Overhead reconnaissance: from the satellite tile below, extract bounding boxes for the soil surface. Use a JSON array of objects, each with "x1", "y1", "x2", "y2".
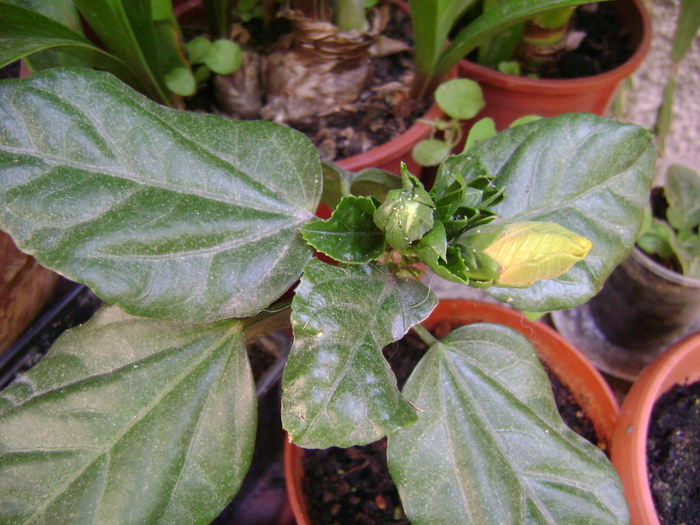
[
  {"x1": 301, "y1": 328, "x2": 601, "y2": 525},
  {"x1": 187, "y1": 1, "x2": 431, "y2": 164},
  {"x1": 520, "y1": 2, "x2": 637, "y2": 79},
  {"x1": 647, "y1": 379, "x2": 700, "y2": 524}
]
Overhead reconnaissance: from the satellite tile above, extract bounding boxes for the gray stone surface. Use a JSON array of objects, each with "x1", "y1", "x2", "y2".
[{"x1": 623, "y1": 0, "x2": 700, "y2": 168}]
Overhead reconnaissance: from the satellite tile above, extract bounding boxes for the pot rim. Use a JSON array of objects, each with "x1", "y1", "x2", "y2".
[
  {"x1": 630, "y1": 246, "x2": 700, "y2": 288},
  {"x1": 457, "y1": 0, "x2": 652, "y2": 95},
  {"x1": 611, "y1": 331, "x2": 700, "y2": 525}
]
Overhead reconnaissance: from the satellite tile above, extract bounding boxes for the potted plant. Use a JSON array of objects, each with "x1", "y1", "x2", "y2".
[
  {"x1": 285, "y1": 298, "x2": 622, "y2": 524},
  {"x1": 455, "y1": 0, "x2": 652, "y2": 130},
  {"x1": 0, "y1": 68, "x2": 655, "y2": 523},
  {"x1": 611, "y1": 330, "x2": 700, "y2": 525},
  {"x1": 0, "y1": 0, "x2": 619, "y2": 173},
  {"x1": 554, "y1": 162, "x2": 700, "y2": 381}
]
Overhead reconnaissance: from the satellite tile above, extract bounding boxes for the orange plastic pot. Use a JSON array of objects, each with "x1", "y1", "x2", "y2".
[
  {"x1": 285, "y1": 299, "x2": 620, "y2": 524},
  {"x1": 0, "y1": 232, "x2": 60, "y2": 353},
  {"x1": 611, "y1": 331, "x2": 700, "y2": 525},
  {"x1": 458, "y1": 0, "x2": 651, "y2": 130}
]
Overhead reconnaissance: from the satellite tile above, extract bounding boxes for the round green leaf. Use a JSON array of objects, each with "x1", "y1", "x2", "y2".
[
  {"x1": 185, "y1": 35, "x2": 212, "y2": 64},
  {"x1": 164, "y1": 66, "x2": 196, "y2": 96},
  {"x1": 434, "y1": 78, "x2": 485, "y2": 120},
  {"x1": 412, "y1": 138, "x2": 453, "y2": 167},
  {"x1": 204, "y1": 39, "x2": 242, "y2": 75}
]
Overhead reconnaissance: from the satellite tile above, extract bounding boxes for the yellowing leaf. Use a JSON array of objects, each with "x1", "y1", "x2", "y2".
[{"x1": 483, "y1": 222, "x2": 592, "y2": 286}]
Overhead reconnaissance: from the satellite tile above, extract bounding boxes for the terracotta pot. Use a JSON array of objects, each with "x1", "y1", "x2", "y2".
[
  {"x1": 458, "y1": 0, "x2": 652, "y2": 130},
  {"x1": 285, "y1": 299, "x2": 620, "y2": 524},
  {"x1": 0, "y1": 232, "x2": 60, "y2": 354},
  {"x1": 611, "y1": 331, "x2": 700, "y2": 525}
]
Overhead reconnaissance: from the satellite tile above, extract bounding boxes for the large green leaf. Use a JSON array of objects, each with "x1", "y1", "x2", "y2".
[
  {"x1": 448, "y1": 113, "x2": 655, "y2": 311},
  {"x1": 0, "y1": 69, "x2": 322, "y2": 322},
  {"x1": 0, "y1": 306, "x2": 257, "y2": 525},
  {"x1": 388, "y1": 323, "x2": 629, "y2": 525},
  {"x1": 282, "y1": 259, "x2": 438, "y2": 448},
  {"x1": 0, "y1": 2, "x2": 142, "y2": 92}
]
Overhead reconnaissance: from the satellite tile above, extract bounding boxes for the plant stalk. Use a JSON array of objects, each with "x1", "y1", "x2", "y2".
[{"x1": 411, "y1": 323, "x2": 439, "y2": 347}]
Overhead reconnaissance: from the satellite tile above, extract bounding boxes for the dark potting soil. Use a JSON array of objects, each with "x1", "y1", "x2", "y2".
[
  {"x1": 533, "y1": 2, "x2": 636, "y2": 79},
  {"x1": 647, "y1": 379, "x2": 700, "y2": 525},
  {"x1": 460, "y1": 2, "x2": 636, "y2": 80},
  {"x1": 301, "y1": 328, "x2": 601, "y2": 525},
  {"x1": 186, "y1": 2, "x2": 431, "y2": 164},
  {"x1": 0, "y1": 61, "x2": 20, "y2": 80}
]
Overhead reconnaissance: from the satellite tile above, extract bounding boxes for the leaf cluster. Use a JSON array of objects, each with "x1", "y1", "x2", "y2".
[
  {"x1": 637, "y1": 164, "x2": 700, "y2": 278},
  {"x1": 304, "y1": 158, "x2": 508, "y2": 287},
  {"x1": 0, "y1": 69, "x2": 657, "y2": 524}
]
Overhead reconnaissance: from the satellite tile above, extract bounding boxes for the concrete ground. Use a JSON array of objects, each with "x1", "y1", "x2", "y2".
[{"x1": 623, "y1": 0, "x2": 700, "y2": 168}]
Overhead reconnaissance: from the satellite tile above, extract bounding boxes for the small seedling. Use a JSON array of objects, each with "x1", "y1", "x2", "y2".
[{"x1": 637, "y1": 164, "x2": 700, "y2": 278}]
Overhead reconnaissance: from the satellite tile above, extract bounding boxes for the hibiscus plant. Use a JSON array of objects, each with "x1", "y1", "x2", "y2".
[{"x1": 0, "y1": 69, "x2": 655, "y2": 524}]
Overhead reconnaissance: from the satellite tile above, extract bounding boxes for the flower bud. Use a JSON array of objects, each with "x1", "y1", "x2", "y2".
[
  {"x1": 374, "y1": 166, "x2": 434, "y2": 250},
  {"x1": 481, "y1": 222, "x2": 592, "y2": 287}
]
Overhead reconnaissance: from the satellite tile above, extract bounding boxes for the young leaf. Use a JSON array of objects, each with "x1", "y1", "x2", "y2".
[
  {"x1": 388, "y1": 324, "x2": 629, "y2": 525},
  {"x1": 463, "y1": 117, "x2": 497, "y2": 153},
  {"x1": 301, "y1": 195, "x2": 386, "y2": 264},
  {"x1": 664, "y1": 164, "x2": 700, "y2": 231},
  {"x1": 164, "y1": 66, "x2": 196, "y2": 96},
  {"x1": 185, "y1": 35, "x2": 212, "y2": 63},
  {"x1": 282, "y1": 259, "x2": 438, "y2": 448},
  {"x1": 204, "y1": 39, "x2": 242, "y2": 75},
  {"x1": 0, "y1": 69, "x2": 322, "y2": 322},
  {"x1": 0, "y1": 306, "x2": 256, "y2": 525},
  {"x1": 434, "y1": 78, "x2": 485, "y2": 120},
  {"x1": 468, "y1": 114, "x2": 655, "y2": 311},
  {"x1": 412, "y1": 138, "x2": 453, "y2": 167}
]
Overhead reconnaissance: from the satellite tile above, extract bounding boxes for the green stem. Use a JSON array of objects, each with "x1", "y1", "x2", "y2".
[
  {"x1": 334, "y1": 0, "x2": 366, "y2": 32},
  {"x1": 411, "y1": 323, "x2": 439, "y2": 347}
]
